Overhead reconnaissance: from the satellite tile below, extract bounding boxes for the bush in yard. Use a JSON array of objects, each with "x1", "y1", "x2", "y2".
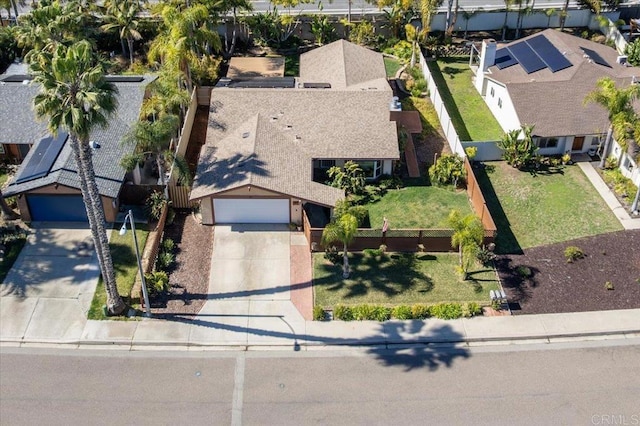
[
  {"x1": 313, "y1": 305, "x2": 326, "y2": 321},
  {"x1": 146, "y1": 191, "x2": 171, "y2": 220},
  {"x1": 497, "y1": 125, "x2": 538, "y2": 170},
  {"x1": 392, "y1": 305, "x2": 413, "y2": 320},
  {"x1": 429, "y1": 154, "x2": 466, "y2": 187},
  {"x1": 352, "y1": 304, "x2": 376, "y2": 320},
  {"x1": 333, "y1": 304, "x2": 353, "y2": 321},
  {"x1": 324, "y1": 246, "x2": 341, "y2": 265},
  {"x1": 327, "y1": 161, "x2": 365, "y2": 196},
  {"x1": 462, "y1": 302, "x2": 482, "y2": 318},
  {"x1": 162, "y1": 238, "x2": 175, "y2": 252},
  {"x1": 564, "y1": 246, "x2": 585, "y2": 263},
  {"x1": 411, "y1": 304, "x2": 431, "y2": 319},
  {"x1": 516, "y1": 265, "x2": 532, "y2": 278},
  {"x1": 145, "y1": 271, "x2": 169, "y2": 296},
  {"x1": 476, "y1": 246, "x2": 496, "y2": 266},
  {"x1": 429, "y1": 302, "x2": 463, "y2": 320},
  {"x1": 156, "y1": 251, "x2": 175, "y2": 270}
]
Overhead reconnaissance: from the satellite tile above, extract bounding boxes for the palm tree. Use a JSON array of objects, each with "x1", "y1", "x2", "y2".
[
  {"x1": 148, "y1": 4, "x2": 221, "y2": 91},
  {"x1": 30, "y1": 41, "x2": 126, "y2": 315},
  {"x1": 502, "y1": 0, "x2": 514, "y2": 40},
  {"x1": 559, "y1": 0, "x2": 569, "y2": 30},
  {"x1": 448, "y1": 209, "x2": 483, "y2": 280},
  {"x1": 461, "y1": 8, "x2": 477, "y2": 39},
  {"x1": 545, "y1": 8, "x2": 555, "y2": 28},
  {"x1": 321, "y1": 213, "x2": 358, "y2": 279},
  {"x1": 417, "y1": 0, "x2": 443, "y2": 33},
  {"x1": 584, "y1": 77, "x2": 640, "y2": 169},
  {"x1": 101, "y1": 0, "x2": 144, "y2": 65}
]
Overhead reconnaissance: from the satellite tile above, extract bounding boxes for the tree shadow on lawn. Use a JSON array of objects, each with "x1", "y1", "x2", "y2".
[
  {"x1": 466, "y1": 269, "x2": 498, "y2": 294},
  {"x1": 473, "y1": 163, "x2": 523, "y2": 255},
  {"x1": 315, "y1": 252, "x2": 434, "y2": 300}
]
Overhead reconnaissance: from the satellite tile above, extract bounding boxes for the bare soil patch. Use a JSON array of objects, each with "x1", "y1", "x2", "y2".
[
  {"x1": 150, "y1": 211, "x2": 213, "y2": 318},
  {"x1": 496, "y1": 229, "x2": 640, "y2": 315}
]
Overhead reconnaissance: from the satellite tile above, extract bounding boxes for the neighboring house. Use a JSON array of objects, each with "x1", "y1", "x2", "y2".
[
  {"x1": 472, "y1": 29, "x2": 640, "y2": 185},
  {"x1": 190, "y1": 39, "x2": 400, "y2": 225},
  {"x1": 2, "y1": 75, "x2": 154, "y2": 222}
]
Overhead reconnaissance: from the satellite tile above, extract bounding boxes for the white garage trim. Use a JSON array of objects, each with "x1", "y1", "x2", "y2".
[{"x1": 213, "y1": 198, "x2": 290, "y2": 223}]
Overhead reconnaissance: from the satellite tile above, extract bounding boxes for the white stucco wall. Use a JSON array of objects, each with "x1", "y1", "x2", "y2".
[{"x1": 482, "y1": 78, "x2": 521, "y2": 134}]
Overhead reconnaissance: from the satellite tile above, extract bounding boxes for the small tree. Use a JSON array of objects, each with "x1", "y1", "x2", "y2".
[
  {"x1": 327, "y1": 161, "x2": 365, "y2": 196},
  {"x1": 625, "y1": 38, "x2": 640, "y2": 67},
  {"x1": 429, "y1": 154, "x2": 466, "y2": 186},
  {"x1": 321, "y1": 213, "x2": 358, "y2": 278},
  {"x1": 448, "y1": 209, "x2": 484, "y2": 280},
  {"x1": 497, "y1": 125, "x2": 538, "y2": 169}
]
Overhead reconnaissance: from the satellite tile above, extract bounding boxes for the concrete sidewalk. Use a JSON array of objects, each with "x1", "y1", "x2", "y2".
[
  {"x1": 1, "y1": 305, "x2": 638, "y2": 350},
  {"x1": 578, "y1": 162, "x2": 640, "y2": 230}
]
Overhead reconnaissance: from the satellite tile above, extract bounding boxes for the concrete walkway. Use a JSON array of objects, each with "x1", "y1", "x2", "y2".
[{"x1": 578, "y1": 162, "x2": 640, "y2": 230}]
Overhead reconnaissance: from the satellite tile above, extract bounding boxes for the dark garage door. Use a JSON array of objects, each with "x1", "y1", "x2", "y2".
[{"x1": 26, "y1": 194, "x2": 89, "y2": 222}]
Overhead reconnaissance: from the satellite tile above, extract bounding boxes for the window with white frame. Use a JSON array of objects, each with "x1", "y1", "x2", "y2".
[
  {"x1": 490, "y1": 87, "x2": 495, "y2": 97},
  {"x1": 498, "y1": 98, "x2": 502, "y2": 108},
  {"x1": 358, "y1": 160, "x2": 382, "y2": 179},
  {"x1": 538, "y1": 137, "x2": 558, "y2": 149}
]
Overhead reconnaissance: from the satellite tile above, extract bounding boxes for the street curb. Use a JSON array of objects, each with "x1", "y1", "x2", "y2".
[{"x1": 2, "y1": 329, "x2": 639, "y2": 351}]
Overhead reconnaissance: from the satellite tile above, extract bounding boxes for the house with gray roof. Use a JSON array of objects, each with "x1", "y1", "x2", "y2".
[
  {"x1": 473, "y1": 29, "x2": 640, "y2": 186},
  {"x1": 2, "y1": 75, "x2": 154, "y2": 222},
  {"x1": 190, "y1": 39, "x2": 400, "y2": 225}
]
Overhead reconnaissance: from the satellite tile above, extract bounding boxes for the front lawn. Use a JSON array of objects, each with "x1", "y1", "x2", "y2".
[
  {"x1": 368, "y1": 183, "x2": 473, "y2": 229},
  {"x1": 314, "y1": 251, "x2": 499, "y2": 307},
  {"x1": 428, "y1": 57, "x2": 503, "y2": 142},
  {"x1": 88, "y1": 224, "x2": 150, "y2": 319},
  {"x1": 476, "y1": 161, "x2": 623, "y2": 253}
]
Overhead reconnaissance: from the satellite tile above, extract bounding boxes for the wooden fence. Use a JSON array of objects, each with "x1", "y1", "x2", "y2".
[
  {"x1": 168, "y1": 184, "x2": 197, "y2": 209},
  {"x1": 464, "y1": 157, "x2": 498, "y2": 240}
]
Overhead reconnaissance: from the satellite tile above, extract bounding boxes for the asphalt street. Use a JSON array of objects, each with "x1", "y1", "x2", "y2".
[{"x1": 1, "y1": 340, "x2": 639, "y2": 425}]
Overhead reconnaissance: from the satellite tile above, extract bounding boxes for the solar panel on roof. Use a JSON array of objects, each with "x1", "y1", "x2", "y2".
[
  {"x1": 526, "y1": 35, "x2": 573, "y2": 72},
  {"x1": 507, "y1": 42, "x2": 547, "y2": 74},
  {"x1": 15, "y1": 131, "x2": 68, "y2": 184},
  {"x1": 495, "y1": 49, "x2": 518, "y2": 69},
  {"x1": 580, "y1": 47, "x2": 611, "y2": 68},
  {"x1": 227, "y1": 77, "x2": 296, "y2": 89}
]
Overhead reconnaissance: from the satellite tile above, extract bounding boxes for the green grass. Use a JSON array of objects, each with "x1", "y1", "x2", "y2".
[
  {"x1": 476, "y1": 161, "x2": 623, "y2": 253},
  {"x1": 427, "y1": 57, "x2": 503, "y2": 142},
  {"x1": 401, "y1": 96, "x2": 442, "y2": 140},
  {"x1": 314, "y1": 251, "x2": 499, "y2": 307},
  {"x1": 368, "y1": 184, "x2": 473, "y2": 229},
  {"x1": 0, "y1": 238, "x2": 26, "y2": 283},
  {"x1": 384, "y1": 57, "x2": 402, "y2": 78},
  {"x1": 284, "y1": 54, "x2": 300, "y2": 77},
  {"x1": 87, "y1": 224, "x2": 150, "y2": 320}
]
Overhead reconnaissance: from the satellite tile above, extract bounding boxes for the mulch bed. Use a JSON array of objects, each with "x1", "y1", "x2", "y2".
[
  {"x1": 496, "y1": 229, "x2": 640, "y2": 315},
  {"x1": 150, "y1": 211, "x2": 214, "y2": 318}
]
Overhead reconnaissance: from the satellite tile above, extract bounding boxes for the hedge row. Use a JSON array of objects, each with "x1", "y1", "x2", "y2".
[{"x1": 314, "y1": 302, "x2": 482, "y2": 321}]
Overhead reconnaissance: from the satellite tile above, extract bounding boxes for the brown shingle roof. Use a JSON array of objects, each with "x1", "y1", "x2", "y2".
[{"x1": 488, "y1": 29, "x2": 640, "y2": 137}]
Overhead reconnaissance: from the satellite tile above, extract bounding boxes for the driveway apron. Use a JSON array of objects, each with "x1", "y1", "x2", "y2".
[{"x1": 0, "y1": 223, "x2": 100, "y2": 342}]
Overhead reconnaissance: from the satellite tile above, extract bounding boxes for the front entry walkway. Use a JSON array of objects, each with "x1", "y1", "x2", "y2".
[{"x1": 191, "y1": 224, "x2": 307, "y2": 346}]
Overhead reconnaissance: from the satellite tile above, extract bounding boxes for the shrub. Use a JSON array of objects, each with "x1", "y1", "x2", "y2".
[
  {"x1": 516, "y1": 265, "x2": 532, "y2": 278},
  {"x1": 476, "y1": 247, "x2": 496, "y2": 266},
  {"x1": 156, "y1": 251, "x2": 175, "y2": 270},
  {"x1": 392, "y1": 305, "x2": 413, "y2": 320},
  {"x1": 429, "y1": 303, "x2": 463, "y2": 319},
  {"x1": 162, "y1": 238, "x2": 175, "y2": 252},
  {"x1": 429, "y1": 154, "x2": 466, "y2": 187},
  {"x1": 407, "y1": 304, "x2": 427, "y2": 319},
  {"x1": 564, "y1": 246, "x2": 585, "y2": 263},
  {"x1": 352, "y1": 304, "x2": 376, "y2": 320},
  {"x1": 313, "y1": 306, "x2": 326, "y2": 321},
  {"x1": 463, "y1": 302, "x2": 482, "y2": 318},
  {"x1": 333, "y1": 304, "x2": 353, "y2": 321},
  {"x1": 604, "y1": 156, "x2": 617, "y2": 170},
  {"x1": 145, "y1": 271, "x2": 169, "y2": 296},
  {"x1": 465, "y1": 146, "x2": 478, "y2": 162},
  {"x1": 324, "y1": 246, "x2": 340, "y2": 265}
]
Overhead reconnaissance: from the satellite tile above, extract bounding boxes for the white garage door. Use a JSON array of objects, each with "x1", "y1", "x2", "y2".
[{"x1": 213, "y1": 199, "x2": 290, "y2": 223}]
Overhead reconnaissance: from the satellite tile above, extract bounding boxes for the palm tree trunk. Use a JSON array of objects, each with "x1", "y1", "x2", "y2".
[
  {"x1": 342, "y1": 242, "x2": 349, "y2": 278},
  {"x1": 120, "y1": 37, "x2": 127, "y2": 58},
  {"x1": 599, "y1": 126, "x2": 613, "y2": 169},
  {"x1": 71, "y1": 136, "x2": 126, "y2": 315},
  {"x1": 10, "y1": 0, "x2": 18, "y2": 20},
  {"x1": 127, "y1": 37, "x2": 134, "y2": 64},
  {"x1": 0, "y1": 190, "x2": 18, "y2": 220},
  {"x1": 560, "y1": 0, "x2": 569, "y2": 30}
]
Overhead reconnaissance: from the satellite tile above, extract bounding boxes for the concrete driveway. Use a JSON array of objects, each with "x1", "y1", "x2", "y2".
[
  {"x1": 0, "y1": 223, "x2": 102, "y2": 342},
  {"x1": 193, "y1": 224, "x2": 305, "y2": 345}
]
